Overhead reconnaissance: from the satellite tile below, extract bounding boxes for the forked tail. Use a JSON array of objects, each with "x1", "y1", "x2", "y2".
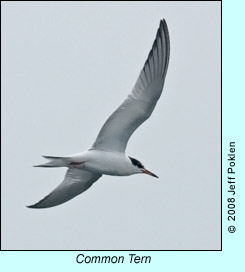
[{"x1": 34, "y1": 156, "x2": 68, "y2": 168}]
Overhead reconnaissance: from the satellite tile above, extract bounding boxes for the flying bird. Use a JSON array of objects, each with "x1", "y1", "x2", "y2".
[{"x1": 28, "y1": 19, "x2": 170, "y2": 209}]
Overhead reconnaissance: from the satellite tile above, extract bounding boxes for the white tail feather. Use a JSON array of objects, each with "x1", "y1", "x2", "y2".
[{"x1": 34, "y1": 156, "x2": 68, "y2": 168}]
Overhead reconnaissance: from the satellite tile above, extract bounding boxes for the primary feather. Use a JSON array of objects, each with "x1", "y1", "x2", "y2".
[{"x1": 92, "y1": 19, "x2": 170, "y2": 152}]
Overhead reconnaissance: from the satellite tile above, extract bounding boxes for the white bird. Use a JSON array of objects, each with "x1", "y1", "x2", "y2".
[{"x1": 28, "y1": 19, "x2": 170, "y2": 209}]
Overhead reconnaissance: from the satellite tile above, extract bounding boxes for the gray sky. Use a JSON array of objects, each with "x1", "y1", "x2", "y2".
[{"x1": 2, "y1": 1, "x2": 221, "y2": 250}]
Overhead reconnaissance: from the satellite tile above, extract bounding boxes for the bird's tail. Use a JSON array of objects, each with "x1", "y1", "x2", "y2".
[{"x1": 34, "y1": 156, "x2": 69, "y2": 168}]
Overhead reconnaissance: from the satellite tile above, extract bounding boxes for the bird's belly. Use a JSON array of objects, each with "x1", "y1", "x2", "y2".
[
  {"x1": 84, "y1": 161, "x2": 131, "y2": 176},
  {"x1": 82, "y1": 152, "x2": 133, "y2": 176}
]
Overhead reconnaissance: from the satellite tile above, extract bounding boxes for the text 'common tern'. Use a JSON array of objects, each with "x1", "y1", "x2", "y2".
[{"x1": 28, "y1": 19, "x2": 170, "y2": 209}]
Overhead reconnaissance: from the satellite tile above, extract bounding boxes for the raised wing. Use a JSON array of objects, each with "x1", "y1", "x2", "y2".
[
  {"x1": 92, "y1": 19, "x2": 170, "y2": 153},
  {"x1": 27, "y1": 168, "x2": 102, "y2": 209}
]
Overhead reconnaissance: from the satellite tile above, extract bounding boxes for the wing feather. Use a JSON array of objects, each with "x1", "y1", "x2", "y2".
[
  {"x1": 27, "y1": 169, "x2": 102, "y2": 209},
  {"x1": 92, "y1": 19, "x2": 170, "y2": 152}
]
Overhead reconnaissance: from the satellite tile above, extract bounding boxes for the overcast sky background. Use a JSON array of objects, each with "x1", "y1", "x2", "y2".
[{"x1": 2, "y1": 1, "x2": 221, "y2": 250}]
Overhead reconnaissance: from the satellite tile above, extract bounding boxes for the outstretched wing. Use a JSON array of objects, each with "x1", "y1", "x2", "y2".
[
  {"x1": 27, "y1": 168, "x2": 102, "y2": 209},
  {"x1": 92, "y1": 19, "x2": 170, "y2": 153}
]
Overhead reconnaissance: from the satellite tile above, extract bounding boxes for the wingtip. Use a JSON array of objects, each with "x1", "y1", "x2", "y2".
[
  {"x1": 160, "y1": 18, "x2": 167, "y2": 24},
  {"x1": 160, "y1": 19, "x2": 168, "y2": 30},
  {"x1": 26, "y1": 204, "x2": 35, "y2": 209},
  {"x1": 26, "y1": 203, "x2": 46, "y2": 209},
  {"x1": 26, "y1": 200, "x2": 47, "y2": 209}
]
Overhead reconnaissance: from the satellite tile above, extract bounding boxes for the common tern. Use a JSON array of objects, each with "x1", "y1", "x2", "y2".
[{"x1": 28, "y1": 19, "x2": 170, "y2": 209}]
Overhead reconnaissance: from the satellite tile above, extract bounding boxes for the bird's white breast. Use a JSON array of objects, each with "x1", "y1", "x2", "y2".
[{"x1": 76, "y1": 149, "x2": 135, "y2": 176}]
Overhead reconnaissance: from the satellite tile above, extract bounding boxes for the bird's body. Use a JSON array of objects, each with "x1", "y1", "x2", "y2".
[
  {"x1": 46, "y1": 150, "x2": 141, "y2": 176},
  {"x1": 28, "y1": 19, "x2": 170, "y2": 209}
]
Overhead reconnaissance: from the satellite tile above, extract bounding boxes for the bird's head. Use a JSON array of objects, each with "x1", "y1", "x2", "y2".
[{"x1": 128, "y1": 157, "x2": 158, "y2": 178}]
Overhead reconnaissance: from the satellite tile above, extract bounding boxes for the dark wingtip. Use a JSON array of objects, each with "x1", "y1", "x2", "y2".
[
  {"x1": 26, "y1": 203, "x2": 45, "y2": 209},
  {"x1": 160, "y1": 18, "x2": 167, "y2": 26},
  {"x1": 26, "y1": 200, "x2": 47, "y2": 209},
  {"x1": 26, "y1": 202, "x2": 43, "y2": 208},
  {"x1": 26, "y1": 204, "x2": 35, "y2": 209},
  {"x1": 159, "y1": 18, "x2": 169, "y2": 33}
]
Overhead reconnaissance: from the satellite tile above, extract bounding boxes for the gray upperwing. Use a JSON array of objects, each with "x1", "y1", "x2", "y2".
[{"x1": 92, "y1": 19, "x2": 170, "y2": 152}]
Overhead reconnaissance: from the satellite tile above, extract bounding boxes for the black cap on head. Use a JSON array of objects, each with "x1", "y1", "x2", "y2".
[{"x1": 129, "y1": 157, "x2": 144, "y2": 169}]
